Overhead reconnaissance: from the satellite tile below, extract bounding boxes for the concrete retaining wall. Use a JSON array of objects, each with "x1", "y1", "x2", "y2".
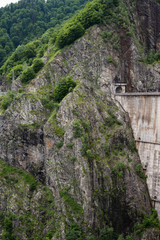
[{"x1": 116, "y1": 94, "x2": 160, "y2": 217}]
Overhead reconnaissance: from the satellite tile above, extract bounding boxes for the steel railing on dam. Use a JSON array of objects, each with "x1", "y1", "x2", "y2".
[{"x1": 115, "y1": 92, "x2": 160, "y2": 218}]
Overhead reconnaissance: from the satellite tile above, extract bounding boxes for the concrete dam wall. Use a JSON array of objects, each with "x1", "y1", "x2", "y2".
[{"x1": 115, "y1": 93, "x2": 160, "y2": 217}]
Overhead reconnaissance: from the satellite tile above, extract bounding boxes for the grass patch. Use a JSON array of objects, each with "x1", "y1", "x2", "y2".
[
  {"x1": 59, "y1": 190, "x2": 83, "y2": 216},
  {"x1": 18, "y1": 123, "x2": 41, "y2": 130},
  {"x1": 0, "y1": 159, "x2": 38, "y2": 192},
  {"x1": 49, "y1": 110, "x2": 65, "y2": 137}
]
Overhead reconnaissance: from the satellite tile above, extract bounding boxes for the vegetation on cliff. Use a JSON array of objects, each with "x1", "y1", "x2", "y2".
[
  {"x1": 0, "y1": 0, "x2": 160, "y2": 239},
  {"x1": 0, "y1": 0, "x2": 159, "y2": 86},
  {"x1": 0, "y1": 159, "x2": 56, "y2": 240},
  {"x1": 0, "y1": 0, "x2": 92, "y2": 67},
  {"x1": 0, "y1": 0, "x2": 120, "y2": 85}
]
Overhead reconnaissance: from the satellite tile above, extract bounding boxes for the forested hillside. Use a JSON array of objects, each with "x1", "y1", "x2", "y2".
[
  {"x1": 0, "y1": 0, "x2": 91, "y2": 67},
  {"x1": 0, "y1": 0, "x2": 120, "y2": 89}
]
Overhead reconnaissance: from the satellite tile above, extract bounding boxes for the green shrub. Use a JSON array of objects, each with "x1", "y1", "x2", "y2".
[
  {"x1": 77, "y1": 0, "x2": 101, "y2": 29},
  {"x1": 18, "y1": 89, "x2": 26, "y2": 93},
  {"x1": 56, "y1": 139, "x2": 64, "y2": 149},
  {"x1": 66, "y1": 223, "x2": 83, "y2": 240},
  {"x1": 21, "y1": 66, "x2": 35, "y2": 84},
  {"x1": 41, "y1": 96, "x2": 57, "y2": 111},
  {"x1": 142, "y1": 209, "x2": 160, "y2": 228},
  {"x1": 111, "y1": 162, "x2": 127, "y2": 178},
  {"x1": 86, "y1": 149, "x2": 94, "y2": 159},
  {"x1": 29, "y1": 181, "x2": 37, "y2": 192},
  {"x1": 103, "y1": 142, "x2": 110, "y2": 156},
  {"x1": 0, "y1": 40, "x2": 42, "y2": 76},
  {"x1": 0, "y1": 91, "x2": 16, "y2": 111},
  {"x1": 4, "y1": 217, "x2": 12, "y2": 232},
  {"x1": 2, "y1": 214, "x2": 17, "y2": 240},
  {"x1": 125, "y1": 236, "x2": 133, "y2": 240},
  {"x1": 60, "y1": 190, "x2": 83, "y2": 215},
  {"x1": 73, "y1": 120, "x2": 83, "y2": 138},
  {"x1": 56, "y1": 22, "x2": 85, "y2": 48},
  {"x1": 39, "y1": 85, "x2": 59, "y2": 111},
  {"x1": 23, "y1": 173, "x2": 38, "y2": 192},
  {"x1": 128, "y1": 157, "x2": 132, "y2": 163},
  {"x1": 7, "y1": 64, "x2": 23, "y2": 82},
  {"x1": 117, "y1": 235, "x2": 124, "y2": 240},
  {"x1": 53, "y1": 76, "x2": 76, "y2": 102},
  {"x1": 18, "y1": 123, "x2": 41, "y2": 130},
  {"x1": 99, "y1": 226, "x2": 116, "y2": 240},
  {"x1": 130, "y1": 139, "x2": 137, "y2": 152},
  {"x1": 32, "y1": 58, "x2": 44, "y2": 73},
  {"x1": 67, "y1": 142, "x2": 74, "y2": 148},
  {"x1": 23, "y1": 42, "x2": 37, "y2": 59},
  {"x1": 105, "y1": 110, "x2": 122, "y2": 127},
  {"x1": 86, "y1": 235, "x2": 96, "y2": 240},
  {"x1": 143, "y1": 50, "x2": 160, "y2": 64},
  {"x1": 49, "y1": 110, "x2": 65, "y2": 137},
  {"x1": 135, "y1": 209, "x2": 160, "y2": 235},
  {"x1": 107, "y1": 56, "x2": 113, "y2": 63},
  {"x1": 135, "y1": 164, "x2": 146, "y2": 180},
  {"x1": 2, "y1": 232, "x2": 17, "y2": 240},
  {"x1": 81, "y1": 143, "x2": 88, "y2": 156},
  {"x1": 101, "y1": 30, "x2": 114, "y2": 43},
  {"x1": 70, "y1": 157, "x2": 76, "y2": 163},
  {"x1": 55, "y1": 0, "x2": 102, "y2": 49}
]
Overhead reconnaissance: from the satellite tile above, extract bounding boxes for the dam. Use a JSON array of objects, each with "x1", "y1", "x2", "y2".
[{"x1": 115, "y1": 93, "x2": 160, "y2": 217}]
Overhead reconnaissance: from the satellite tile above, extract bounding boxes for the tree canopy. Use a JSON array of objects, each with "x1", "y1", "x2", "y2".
[
  {"x1": 0, "y1": 0, "x2": 120, "y2": 84},
  {"x1": 0, "y1": 0, "x2": 91, "y2": 67}
]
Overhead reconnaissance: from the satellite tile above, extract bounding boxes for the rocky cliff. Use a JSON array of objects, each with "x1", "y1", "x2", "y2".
[
  {"x1": 0, "y1": 0, "x2": 160, "y2": 239},
  {"x1": 136, "y1": 0, "x2": 160, "y2": 51}
]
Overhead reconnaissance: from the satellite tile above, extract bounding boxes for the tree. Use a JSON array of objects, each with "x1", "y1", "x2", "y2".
[
  {"x1": 56, "y1": 21, "x2": 85, "y2": 48},
  {"x1": 53, "y1": 76, "x2": 76, "y2": 102},
  {"x1": 21, "y1": 66, "x2": 35, "y2": 83},
  {"x1": 32, "y1": 58, "x2": 44, "y2": 73},
  {"x1": 0, "y1": 0, "x2": 91, "y2": 68}
]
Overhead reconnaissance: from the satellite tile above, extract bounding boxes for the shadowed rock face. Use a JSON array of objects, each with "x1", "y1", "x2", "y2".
[
  {"x1": 136, "y1": 0, "x2": 160, "y2": 51},
  {"x1": 0, "y1": 84, "x2": 153, "y2": 238}
]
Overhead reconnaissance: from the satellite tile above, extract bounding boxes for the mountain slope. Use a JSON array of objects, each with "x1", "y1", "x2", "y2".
[
  {"x1": 0, "y1": 0, "x2": 91, "y2": 67},
  {"x1": 0, "y1": 25, "x2": 158, "y2": 239},
  {"x1": 0, "y1": 0, "x2": 160, "y2": 239}
]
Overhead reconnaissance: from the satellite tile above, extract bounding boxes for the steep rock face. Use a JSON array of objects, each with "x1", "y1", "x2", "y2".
[
  {"x1": 142, "y1": 228, "x2": 160, "y2": 240},
  {"x1": 0, "y1": 0, "x2": 160, "y2": 238},
  {"x1": 0, "y1": 95, "x2": 46, "y2": 182},
  {"x1": 0, "y1": 159, "x2": 56, "y2": 239},
  {"x1": 0, "y1": 80, "x2": 154, "y2": 238},
  {"x1": 136, "y1": 0, "x2": 160, "y2": 51},
  {"x1": 0, "y1": 26, "x2": 157, "y2": 238},
  {"x1": 44, "y1": 85, "x2": 152, "y2": 237}
]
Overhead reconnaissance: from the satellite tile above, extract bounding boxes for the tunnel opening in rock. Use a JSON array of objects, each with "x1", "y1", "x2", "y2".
[{"x1": 116, "y1": 86, "x2": 123, "y2": 93}]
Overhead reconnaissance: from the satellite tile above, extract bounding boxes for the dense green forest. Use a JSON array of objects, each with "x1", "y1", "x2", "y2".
[
  {"x1": 0, "y1": 0, "x2": 120, "y2": 86},
  {"x1": 0, "y1": 0, "x2": 91, "y2": 67}
]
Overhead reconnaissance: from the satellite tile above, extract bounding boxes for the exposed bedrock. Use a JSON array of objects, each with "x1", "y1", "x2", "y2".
[{"x1": 0, "y1": 1, "x2": 160, "y2": 237}]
